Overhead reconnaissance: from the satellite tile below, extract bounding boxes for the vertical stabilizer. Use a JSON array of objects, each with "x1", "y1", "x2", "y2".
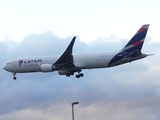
[
  {"x1": 121, "y1": 24, "x2": 149, "y2": 53},
  {"x1": 108, "y1": 24, "x2": 150, "y2": 67}
]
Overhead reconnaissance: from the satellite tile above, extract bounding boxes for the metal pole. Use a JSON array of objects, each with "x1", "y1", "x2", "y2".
[
  {"x1": 71, "y1": 102, "x2": 79, "y2": 120},
  {"x1": 72, "y1": 104, "x2": 74, "y2": 120}
]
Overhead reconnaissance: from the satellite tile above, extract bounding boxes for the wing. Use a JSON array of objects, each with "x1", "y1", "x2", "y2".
[
  {"x1": 54, "y1": 36, "x2": 76, "y2": 68},
  {"x1": 54, "y1": 36, "x2": 83, "y2": 78}
]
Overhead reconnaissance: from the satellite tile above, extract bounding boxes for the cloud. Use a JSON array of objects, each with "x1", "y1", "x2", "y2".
[
  {"x1": 0, "y1": 24, "x2": 6, "y2": 42},
  {"x1": 0, "y1": 31, "x2": 160, "y2": 120}
]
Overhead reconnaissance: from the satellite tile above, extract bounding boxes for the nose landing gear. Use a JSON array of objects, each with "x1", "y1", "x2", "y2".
[
  {"x1": 12, "y1": 72, "x2": 17, "y2": 80},
  {"x1": 13, "y1": 76, "x2": 17, "y2": 80}
]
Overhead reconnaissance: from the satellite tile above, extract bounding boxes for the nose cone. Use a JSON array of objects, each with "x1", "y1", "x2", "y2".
[{"x1": 3, "y1": 64, "x2": 7, "y2": 71}]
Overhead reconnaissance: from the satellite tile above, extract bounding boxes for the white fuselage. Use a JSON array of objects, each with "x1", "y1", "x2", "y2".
[{"x1": 4, "y1": 52, "x2": 116, "y2": 73}]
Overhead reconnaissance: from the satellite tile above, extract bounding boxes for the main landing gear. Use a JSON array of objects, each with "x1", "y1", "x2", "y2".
[
  {"x1": 76, "y1": 73, "x2": 84, "y2": 78},
  {"x1": 65, "y1": 71, "x2": 84, "y2": 78},
  {"x1": 12, "y1": 72, "x2": 17, "y2": 80}
]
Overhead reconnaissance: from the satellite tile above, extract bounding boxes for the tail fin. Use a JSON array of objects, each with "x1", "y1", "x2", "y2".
[{"x1": 121, "y1": 24, "x2": 149, "y2": 53}]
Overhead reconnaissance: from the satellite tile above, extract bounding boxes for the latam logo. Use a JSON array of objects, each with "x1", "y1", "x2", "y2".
[
  {"x1": 18, "y1": 59, "x2": 42, "y2": 67},
  {"x1": 24, "y1": 59, "x2": 42, "y2": 63},
  {"x1": 18, "y1": 59, "x2": 23, "y2": 67}
]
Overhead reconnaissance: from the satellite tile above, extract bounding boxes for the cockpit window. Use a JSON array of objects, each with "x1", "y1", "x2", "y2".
[{"x1": 7, "y1": 62, "x2": 12, "y2": 65}]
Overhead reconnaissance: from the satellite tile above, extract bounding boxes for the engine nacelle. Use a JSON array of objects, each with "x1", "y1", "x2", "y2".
[
  {"x1": 58, "y1": 70, "x2": 70, "y2": 75},
  {"x1": 40, "y1": 64, "x2": 56, "y2": 72}
]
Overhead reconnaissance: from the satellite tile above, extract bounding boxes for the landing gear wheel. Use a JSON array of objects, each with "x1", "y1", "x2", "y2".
[
  {"x1": 76, "y1": 75, "x2": 80, "y2": 78},
  {"x1": 66, "y1": 74, "x2": 70, "y2": 77},
  {"x1": 66, "y1": 73, "x2": 70, "y2": 77},
  {"x1": 70, "y1": 72, "x2": 74, "y2": 75},
  {"x1": 79, "y1": 73, "x2": 84, "y2": 77},
  {"x1": 75, "y1": 72, "x2": 84, "y2": 78},
  {"x1": 13, "y1": 77, "x2": 17, "y2": 80}
]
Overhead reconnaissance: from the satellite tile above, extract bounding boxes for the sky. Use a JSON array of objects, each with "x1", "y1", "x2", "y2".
[{"x1": 0, "y1": 0, "x2": 160, "y2": 120}]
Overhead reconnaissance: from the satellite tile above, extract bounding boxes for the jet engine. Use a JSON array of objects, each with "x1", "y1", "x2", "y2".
[{"x1": 40, "y1": 64, "x2": 57, "y2": 72}]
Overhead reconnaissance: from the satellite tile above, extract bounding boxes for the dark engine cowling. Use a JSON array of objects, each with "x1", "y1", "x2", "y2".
[
  {"x1": 40, "y1": 64, "x2": 57, "y2": 72},
  {"x1": 58, "y1": 70, "x2": 70, "y2": 75}
]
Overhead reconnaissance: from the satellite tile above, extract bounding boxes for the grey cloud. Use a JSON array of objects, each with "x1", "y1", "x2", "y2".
[{"x1": 0, "y1": 32, "x2": 160, "y2": 120}]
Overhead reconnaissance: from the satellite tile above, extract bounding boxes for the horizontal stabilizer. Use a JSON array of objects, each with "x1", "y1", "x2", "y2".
[
  {"x1": 127, "y1": 50, "x2": 142, "y2": 57},
  {"x1": 146, "y1": 54, "x2": 154, "y2": 56}
]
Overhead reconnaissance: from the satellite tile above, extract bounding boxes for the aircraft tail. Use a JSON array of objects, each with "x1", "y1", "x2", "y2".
[
  {"x1": 108, "y1": 24, "x2": 150, "y2": 67},
  {"x1": 121, "y1": 24, "x2": 149, "y2": 53}
]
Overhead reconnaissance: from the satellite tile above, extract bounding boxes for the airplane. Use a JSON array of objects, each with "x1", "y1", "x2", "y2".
[{"x1": 3, "y1": 24, "x2": 151, "y2": 80}]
